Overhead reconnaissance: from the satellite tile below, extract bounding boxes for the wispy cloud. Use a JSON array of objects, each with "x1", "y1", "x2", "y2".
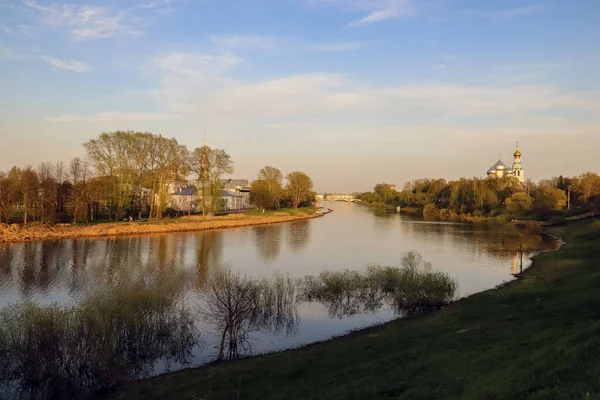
[
  {"x1": 0, "y1": 24, "x2": 11, "y2": 34},
  {"x1": 22, "y1": 0, "x2": 144, "y2": 40},
  {"x1": 209, "y1": 34, "x2": 278, "y2": 50},
  {"x1": 46, "y1": 112, "x2": 181, "y2": 123},
  {"x1": 491, "y1": 4, "x2": 547, "y2": 19},
  {"x1": 41, "y1": 55, "x2": 92, "y2": 73},
  {"x1": 306, "y1": 41, "x2": 364, "y2": 52},
  {"x1": 311, "y1": 0, "x2": 414, "y2": 25},
  {"x1": 465, "y1": 4, "x2": 547, "y2": 20}
]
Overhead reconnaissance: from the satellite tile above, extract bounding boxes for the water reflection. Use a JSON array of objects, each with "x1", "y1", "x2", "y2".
[
  {"x1": 253, "y1": 224, "x2": 283, "y2": 262},
  {"x1": 195, "y1": 231, "x2": 223, "y2": 288},
  {"x1": 201, "y1": 271, "x2": 300, "y2": 361},
  {"x1": 287, "y1": 220, "x2": 311, "y2": 253}
]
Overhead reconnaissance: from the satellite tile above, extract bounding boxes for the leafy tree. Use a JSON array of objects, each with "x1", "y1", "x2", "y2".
[
  {"x1": 577, "y1": 172, "x2": 600, "y2": 205},
  {"x1": 249, "y1": 180, "x2": 271, "y2": 210},
  {"x1": 505, "y1": 192, "x2": 534, "y2": 214},
  {"x1": 534, "y1": 185, "x2": 567, "y2": 212},
  {"x1": 285, "y1": 171, "x2": 313, "y2": 209},
  {"x1": 257, "y1": 166, "x2": 283, "y2": 209},
  {"x1": 374, "y1": 183, "x2": 397, "y2": 205}
]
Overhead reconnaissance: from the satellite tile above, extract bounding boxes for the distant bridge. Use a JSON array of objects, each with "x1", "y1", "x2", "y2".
[{"x1": 317, "y1": 193, "x2": 360, "y2": 203}]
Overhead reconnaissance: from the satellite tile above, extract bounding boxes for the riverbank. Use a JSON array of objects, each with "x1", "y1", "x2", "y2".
[
  {"x1": 113, "y1": 218, "x2": 600, "y2": 400},
  {"x1": 0, "y1": 208, "x2": 324, "y2": 243}
]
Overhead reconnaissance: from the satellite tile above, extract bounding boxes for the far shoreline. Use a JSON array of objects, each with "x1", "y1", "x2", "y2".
[{"x1": 0, "y1": 208, "x2": 331, "y2": 244}]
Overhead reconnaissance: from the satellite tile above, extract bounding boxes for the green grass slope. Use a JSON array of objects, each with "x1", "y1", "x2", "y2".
[{"x1": 113, "y1": 219, "x2": 600, "y2": 400}]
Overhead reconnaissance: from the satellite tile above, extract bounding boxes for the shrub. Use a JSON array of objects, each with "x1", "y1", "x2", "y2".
[
  {"x1": 301, "y1": 252, "x2": 458, "y2": 318},
  {"x1": 0, "y1": 288, "x2": 199, "y2": 399},
  {"x1": 423, "y1": 204, "x2": 440, "y2": 220}
]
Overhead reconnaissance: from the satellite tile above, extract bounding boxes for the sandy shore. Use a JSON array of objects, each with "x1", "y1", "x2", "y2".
[{"x1": 0, "y1": 212, "x2": 326, "y2": 244}]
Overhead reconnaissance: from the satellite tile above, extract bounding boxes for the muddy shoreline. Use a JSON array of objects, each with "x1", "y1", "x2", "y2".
[{"x1": 0, "y1": 212, "x2": 327, "y2": 244}]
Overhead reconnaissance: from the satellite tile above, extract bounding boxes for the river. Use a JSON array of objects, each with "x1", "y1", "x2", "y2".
[{"x1": 0, "y1": 202, "x2": 559, "y2": 395}]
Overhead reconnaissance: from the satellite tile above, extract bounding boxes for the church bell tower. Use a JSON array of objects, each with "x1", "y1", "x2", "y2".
[{"x1": 512, "y1": 143, "x2": 524, "y2": 183}]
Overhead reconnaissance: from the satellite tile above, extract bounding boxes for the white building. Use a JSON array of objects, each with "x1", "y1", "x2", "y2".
[{"x1": 486, "y1": 144, "x2": 525, "y2": 183}]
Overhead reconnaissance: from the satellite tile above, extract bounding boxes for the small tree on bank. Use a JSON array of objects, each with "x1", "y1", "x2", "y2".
[{"x1": 285, "y1": 171, "x2": 313, "y2": 209}]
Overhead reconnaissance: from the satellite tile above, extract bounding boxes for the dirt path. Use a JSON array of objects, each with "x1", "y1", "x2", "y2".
[{"x1": 0, "y1": 212, "x2": 325, "y2": 244}]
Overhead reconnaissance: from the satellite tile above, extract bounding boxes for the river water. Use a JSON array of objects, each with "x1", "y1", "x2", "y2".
[{"x1": 0, "y1": 202, "x2": 559, "y2": 373}]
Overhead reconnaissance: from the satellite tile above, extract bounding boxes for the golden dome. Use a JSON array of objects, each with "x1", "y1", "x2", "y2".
[{"x1": 514, "y1": 144, "x2": 521, "y2": 158}]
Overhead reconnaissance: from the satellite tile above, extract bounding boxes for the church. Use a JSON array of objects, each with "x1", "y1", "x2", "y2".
[{"x1": 486, "y1": 144, "x2": 525, "y2": 183}]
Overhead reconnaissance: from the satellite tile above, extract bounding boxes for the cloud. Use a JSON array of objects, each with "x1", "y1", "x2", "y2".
[
  {"x1": 491, "y1": 4, "x2": 547, "y2": 19},
  {"x1": 310, "y1": 0, "x2": 414, "y2": 25},
  {"x1": 465, "y1": 4, "x2": 547, "y2": 20},
  {"x1": 306, "y1": 41, "x2": 364, "y2": 52},
  {"x1": 46, "y1": 112, "x2": 181, "y2": 123},
  {"x1": 209, "y1": 35, "x2": 278, "y2": 50},
  {"x1": 40, "y1": 55, "x2": 92, "y2": 72},
  {"x1": 154, "y1": 52, "x2": 241, "y2": 81},
  {"x1": 22, "y1": 0, "x2": 144, "y2": 40},
  {"x1": 152, "y1": 49, "x2": 600, "y2": 123}
]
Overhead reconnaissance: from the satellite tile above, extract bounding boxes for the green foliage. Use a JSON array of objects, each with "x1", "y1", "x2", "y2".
[{"x1": 505, "y1": 192, "x2": 534, "y2": 214}]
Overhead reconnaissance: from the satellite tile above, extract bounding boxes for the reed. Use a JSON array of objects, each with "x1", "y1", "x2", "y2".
[{"x1": 0, "y1": 287, "x2": 199, "y2": 400}]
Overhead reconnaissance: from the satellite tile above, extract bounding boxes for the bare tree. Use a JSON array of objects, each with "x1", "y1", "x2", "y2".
[
  {"x1": 190, "y1": 147, "x2": 233, "y2": 215},
  {"x1": 69, "y1": 158, "x2": 84, "y2": 224},
  {"x1": 20, "y1": 166, "x2": 38, "y2": 226}
]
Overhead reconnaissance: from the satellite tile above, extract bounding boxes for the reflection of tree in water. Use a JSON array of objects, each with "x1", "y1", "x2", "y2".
[
  {"x1": 195, "y1": 231, "x2": 223, "y2": 288},
  {"x1": 301, "y1": 252, "x2": 458, "y2": 319},
  {"x1": 69, "y1": 239, "x2": 92, "y2": 298},
  {"x1": 287, "y1": 220, "x2": 311, "y2": 253},
  {"x1": 253, "y1": 224, "x2": 283, "y2": 262},
  {"x1": 0, "y1": 287, "x2": 199, "y2": 400},
  {"x1": 0, "y1": 245, "x2": 13, "y2": 283},
  {"x1": 20, "y1": 244, "x2": 37, "y2": 299},
  {"x1": 201, "y1": 271, "x2": 299, "y2": 361}
]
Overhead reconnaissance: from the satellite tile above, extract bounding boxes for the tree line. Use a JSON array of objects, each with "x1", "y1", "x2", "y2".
[
  {"x1": 249, "y1": 166, "x2": 316, "y2": 210},
  {"x1": 0, "y1": 131, "x2": 315, "y2": 225},
  {"x1": 357, "y1": 172, "x2": 600, "y2": 221}
]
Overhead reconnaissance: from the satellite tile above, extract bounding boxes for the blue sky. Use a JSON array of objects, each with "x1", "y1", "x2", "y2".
[{"x1": 1, "y1": 0, "x2": 599, "y2": 191}]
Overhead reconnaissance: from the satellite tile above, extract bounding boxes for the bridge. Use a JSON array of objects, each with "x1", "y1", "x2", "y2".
[{"x1": 316, "y1": 193, "x2": 360, "y2": 203}]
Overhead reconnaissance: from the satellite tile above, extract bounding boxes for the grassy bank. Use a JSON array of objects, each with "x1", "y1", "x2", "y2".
[
  {"x1": 113, "y1": 218, "x2": 600, "y2": 400},
  {"x1": 0, "y1": 210, "x2": 322, "y2": 244}
]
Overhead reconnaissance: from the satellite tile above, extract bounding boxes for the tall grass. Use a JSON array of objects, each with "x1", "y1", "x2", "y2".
[
  {"x1": 301, "y1": 252, "x2": 458, "y2": 318},
  {"x1": 0, "y1": 287, "x2": 198, "y2": 400}
]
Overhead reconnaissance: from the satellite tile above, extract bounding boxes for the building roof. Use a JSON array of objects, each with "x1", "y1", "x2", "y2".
[
  {"x1": 172, "y1": 187, "x2": 197, "y2": 196},
  {"x1": 492, "y1": 159, "x2": 507, "y2": 170},
  {"x1": 221, "y1": 179, "x2": 249, "y2": 188},
  {"x1": 221, "y1": 189, "x2": 244, "y2": 197}
]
